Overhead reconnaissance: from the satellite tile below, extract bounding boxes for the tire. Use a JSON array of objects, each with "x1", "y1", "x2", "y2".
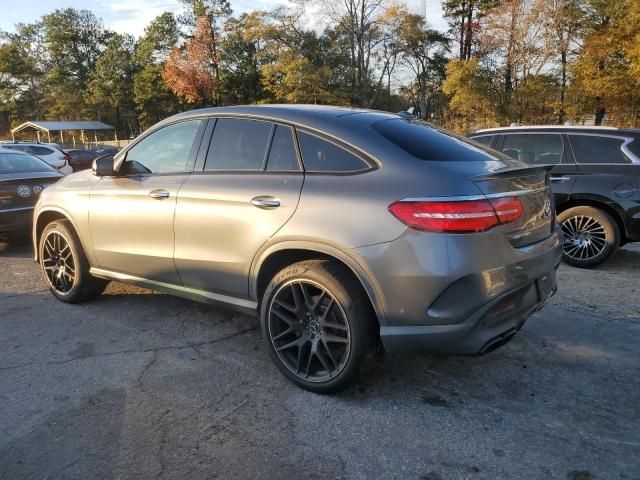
[
  {"x1": 260, "y1": 260, "x2": 381, "y2": 393},
  {"x1": 558, "y1": 206, "x2": 620, "y2": 268},
  {"x1": 39, "y1": 220, "x2": 108, "y2": 303}
]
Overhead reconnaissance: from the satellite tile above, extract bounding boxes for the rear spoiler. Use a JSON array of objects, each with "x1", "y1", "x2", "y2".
[{"x1": 472, "y1": 165, "x2": 553, "y2": 182}]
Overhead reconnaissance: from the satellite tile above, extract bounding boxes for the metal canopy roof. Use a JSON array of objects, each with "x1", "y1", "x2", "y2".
[{"x1": 11, "y1": 121, "x2": 114, "y2": 134}]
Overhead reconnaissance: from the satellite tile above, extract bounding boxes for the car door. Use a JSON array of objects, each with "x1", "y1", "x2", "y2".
[
  {"x1": 174, "y1": 118, "x2": 304, "y2": 299},
  {"x1": 566, "y1": 133, "x2": 640, "y2": 233},
  {"x1": 89, "y1": 119, "x2": 206, "y2": 284},
  {"x1": 495, "y1": 132, "x2": 577, "y2": 204}
]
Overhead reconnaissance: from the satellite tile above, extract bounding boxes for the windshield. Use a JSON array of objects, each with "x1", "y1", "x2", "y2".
[
  {"x1": 0, "y1": 152, "x2": 56, "y2": 174},
  {"x1": 372, "y1": 118, "x2": 521, "y2": 164}
]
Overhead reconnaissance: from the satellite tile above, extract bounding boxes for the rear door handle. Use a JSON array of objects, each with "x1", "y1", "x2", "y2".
[
  {"x1": 251, "y1": 196, "x2": 280, "y2": 209},
  {"x1": 149, "y1": 189, "x2": 170, "y2": 199},
  {"x1": 550, "y1": 176, "x2": 571, "y2": 184}
]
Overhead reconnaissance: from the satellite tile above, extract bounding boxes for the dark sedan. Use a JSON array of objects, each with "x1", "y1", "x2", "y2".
[
  {"x1": 0, "y1": 148, "x2": 62, "y2": 238},
  {"x1": 66, "y1": 149, "x2": 99, "y2": 171}
]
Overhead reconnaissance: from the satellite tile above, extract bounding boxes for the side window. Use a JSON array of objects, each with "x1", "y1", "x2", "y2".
[
  {"x1": 266, "y1": 125, "x2": 299, "y2": 171},
  {"x1": 28, "y1": 146, "x2": 54, "y2": 156},
  {"x1": 124, "y1": 120, "x2": 201, "y2": 174},
  {"x1": 297, "y1": 131, "x2": 370, "y2": 173},
  {"x1": 5, "y1": 145, "x2": 26, "y2": 151},
  {"x1": 205, "y1": 118, "x2": 272, "y2": 171},
  {"x1": 628, "y1": 138, "x2": 640, "y2": 159},
  {"x1": 473, "y1": 135, "x2": 494, "y2": 147},
  {"x1": 568, "y1": 135, "x2": 631, "y2": 164},
  {"x1": 500, "y1": 134, "x2": 563, "y2": 165}
]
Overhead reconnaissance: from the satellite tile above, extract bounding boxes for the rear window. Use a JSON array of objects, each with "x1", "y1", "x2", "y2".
[
  {"x1": 472, "y1": 135, "x2": 494, "y2": 146},
  {"x1": 0, "y1": 152, "x2": 55, "y2": 174},
  {"x1": 372, "y1": 119, "x2": 507, "y2": 162},
  {"x1": 568, "y1": 135, "x2": 631, "y2": 164},
  {"x1": 27, "y1": 146, "x2": 55, "y2": 156}
]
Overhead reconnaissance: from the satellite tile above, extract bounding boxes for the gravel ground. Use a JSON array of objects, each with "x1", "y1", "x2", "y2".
[{"x1": 1, "y1": 238, "x2": 639, "y2": 480}]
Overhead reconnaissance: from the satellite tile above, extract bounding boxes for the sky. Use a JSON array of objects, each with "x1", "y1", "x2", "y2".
[{"x1": 0, "y1": 0, "x2": 448, "y2": 37}]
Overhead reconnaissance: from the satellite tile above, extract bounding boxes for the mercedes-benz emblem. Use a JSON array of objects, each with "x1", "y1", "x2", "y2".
[
  {"x1": 17, "y1": 185, "x2": 31, "y2": 197},
  {"x1": 32, "y1": 185, "x2": 43, "y2": 195}
]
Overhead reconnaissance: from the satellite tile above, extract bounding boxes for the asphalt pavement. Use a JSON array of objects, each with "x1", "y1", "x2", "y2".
[{"x1": 1, "y1": 238, "x2": 639, "y2": 480}]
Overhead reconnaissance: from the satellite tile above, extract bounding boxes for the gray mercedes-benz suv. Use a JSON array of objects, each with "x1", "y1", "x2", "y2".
[{"x1": 33, "y1": 105, "x2": 562, "y2": 392}]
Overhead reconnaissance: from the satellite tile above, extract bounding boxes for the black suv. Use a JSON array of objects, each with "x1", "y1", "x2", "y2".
[{"x1": 469, "y1": 126, "x2": 640, "y2": 268}]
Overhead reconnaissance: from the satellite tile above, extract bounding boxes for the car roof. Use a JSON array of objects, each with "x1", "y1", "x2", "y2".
[{"x1": 471, "y1": 125, "x2": 640, "y2": 135}]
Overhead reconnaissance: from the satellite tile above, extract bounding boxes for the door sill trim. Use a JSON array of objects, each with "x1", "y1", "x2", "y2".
[{"x1": 89, "y1": 267, "x2": 258, "y2": 315}]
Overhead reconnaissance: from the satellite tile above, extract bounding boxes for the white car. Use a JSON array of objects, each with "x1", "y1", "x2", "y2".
[{"x1": 0, "y1": 142, "x2": 73, "y2": 174}]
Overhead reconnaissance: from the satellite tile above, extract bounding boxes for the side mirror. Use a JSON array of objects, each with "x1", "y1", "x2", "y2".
[{"x1": 92, "y1": 154, "x2": 115, "y2": 176}]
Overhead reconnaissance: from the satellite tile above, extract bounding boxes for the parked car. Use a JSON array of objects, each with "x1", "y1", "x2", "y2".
[
  {"x1": 1, "y1": 142, "x2": 73, "y2": 175},
  {"x1": 33, "y1": 106, "x2": 561, "y2": 392},
  {"x1": 66, "y1": 149, "x2": 99, "y2": 171},
  {"x1": 469, "y1": 126, "x2": 640, "y2": 268},
  {"x1": 92, "y1": 147, "x2": 120, "y2": 155},
  {"x1": 0, "y1": 148, "x2": 62, "y2": 238}
]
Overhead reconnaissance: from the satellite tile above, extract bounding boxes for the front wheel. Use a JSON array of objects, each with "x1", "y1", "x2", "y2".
[
  {"x1": 558, "y1": 206, "x2": 619, "y2": 268},
  {"x1": 260, "y1": 260, "x2": 380, "y2": 393},
  {"x1": 39, "y1": 220, "x2": 108, "y2": 303}
]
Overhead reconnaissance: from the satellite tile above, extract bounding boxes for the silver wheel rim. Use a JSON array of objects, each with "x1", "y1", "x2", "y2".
[
  {"x1": 561, "y1": 215, "x2": 607, "y2": 262},
  {"x1": 267, "y1": 279, "x2": 351, "y2": 383},
  {"x1": 41, "y1": 231, "x2": 76, "y2": 295}
]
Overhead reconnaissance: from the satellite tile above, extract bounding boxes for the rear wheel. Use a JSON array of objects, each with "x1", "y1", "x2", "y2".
[
  {"x1": 260, "y1": 260, "x2": 380, "y2": 393},
  {"x1": 558, "y1": 206, "x2": 619, "y2": 268},
  {"x1": 39, "y1": 220, "x2": 108, "y2": 303}
]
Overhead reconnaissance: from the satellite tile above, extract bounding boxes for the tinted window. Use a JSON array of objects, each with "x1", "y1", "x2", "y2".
[
  {"x1": 27, "y1": 146, "x2": 54, "y2": 156},
  {"x1": 297, "y1": 132, "x2": 369, "y2": 172},
  {"x1": 0, "y1": 152, "x2": 55, "y2": 173},
  {"x1": 473, "y1": 135, "x2": 494, "y2": 146},
  {"x1": 125, "y1": 120, "x2": 201, "y2": 174},
  {"x1": 3, "y1": 145, "x2": 26, "y2": 151},
  {"x1": 205, "y1": 118, "x2": 272, "y2": 171},
  {"x1": 500, "y1": 134, "x2": 563, "y2": 165},
  {"x1": 628, "y1": 138, "x2": 640, "y2": 159},
  {"x1": 266, "y1": 126, "x2": 299, "y2": 171},
  {"x1": 372, "y1": 119, "x2": 509, "y2": 162},
  {"x1": 568, "y1": 135, "x2": 630, "y2": 164}
]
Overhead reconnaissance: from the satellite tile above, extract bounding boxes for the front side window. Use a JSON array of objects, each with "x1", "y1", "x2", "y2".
[
  {"x1": 204, "y1": 118, "x2": 272, "y2": 171},
  {"x1": 124, "y1": 120, "x2": 202, "y2": 174},
  {"x1": 500, "y1": 134, "x2": 563, "y2": 165},
  {"x1": 297, "y1": 131, "x2": 370, "y2": 173},
  {"x1": 568, "y1": 135, "x2": 631, "y2": 164}
]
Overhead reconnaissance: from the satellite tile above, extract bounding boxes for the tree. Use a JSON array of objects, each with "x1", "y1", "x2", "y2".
[
  {"x1": 86, "y1": 34, "x2": 137, "y2": 137},
  {"x1": 442, "y1": 0, "x2": 499, "y2": 60},
  {"x1": 164, "y1": 16, "x2": 222, "y2": 105},
  {"x1": 134, "y1": 13, "x2": 182, "y2": 129},
  {"x1": 40, "y1": 9, "x2": 113, "y2": 119},
  {"x1": 442, "y1": 57, "x2": 497, "y2": 131}
]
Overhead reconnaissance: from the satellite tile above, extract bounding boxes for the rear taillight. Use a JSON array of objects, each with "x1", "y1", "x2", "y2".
[{"x1": 388, "y1": 197, "x2": 523, "y2": 233}]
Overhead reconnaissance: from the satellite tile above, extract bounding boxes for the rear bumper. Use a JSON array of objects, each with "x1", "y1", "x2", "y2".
[
  {"x1": 379, "y1": 268, "x2": 557, "y2": 354},
  {"x1": 353, "y1": 224, "x2": 563, "y2": 355},
  {"x1": 0, "y1": 207, "x2": 34, "y2": 233}
]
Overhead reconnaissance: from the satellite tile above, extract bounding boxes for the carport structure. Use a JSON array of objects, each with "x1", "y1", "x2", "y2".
[{"x1": 10, "y1": 120, "x2": 116, "y2": 146}]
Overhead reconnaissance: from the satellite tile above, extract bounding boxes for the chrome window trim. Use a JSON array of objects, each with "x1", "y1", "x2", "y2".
[
  {"x1": 400, "y1": 187, "x2": 549, "y2": 203},
  {"x1": 0, "y1": 206, "x2": 34, "y2": 213}
]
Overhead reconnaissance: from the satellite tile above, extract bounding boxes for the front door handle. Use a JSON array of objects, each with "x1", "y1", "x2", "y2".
[
  {"x1": 550, "y1": 176, "x2": 571, "y2": 184},
  {"x1": 149, "y1": 189, "x2": 170, "y2": 199},
  {"x1": 251, "y1": 196, "x2": 280, "y2": 209}
]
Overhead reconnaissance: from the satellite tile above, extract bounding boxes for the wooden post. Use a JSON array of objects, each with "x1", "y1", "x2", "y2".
[
  {"x1": 72, "y1": 133, "x2": 76, "y2": 147},
  {"x1": 36, "y1": 131, "x2": 41, "y2": 142},
  {"x1": 60, "y1": 131, "x2": 64, "y2": 145},
  {"x1": 47, "y1": 131, "x2": 51, "y2": 143},
  {"x1": 80, "y1": 130, "x2": 85, "y2": 147},
  {"x1": 94, "y1": 131, "x2": 98, "y2": 146}
]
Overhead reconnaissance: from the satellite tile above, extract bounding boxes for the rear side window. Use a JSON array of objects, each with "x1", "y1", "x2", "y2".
[
  {"x1": 372, "y1": 119, "x2": 505, "y2": 162},
  {"x1": 472, "y1": 135, "x2": 494, "y2": 146},
  {"x1": 568, "y1": 135, "x2": 630, "y2": 164},
  {"x1": 266, "y1": 125, "x2": 299, "y2": 171},
  {"x1": 625, "y1": 138, "x2": 640, "y2": 159},
  {"x1": 3, "y1": 145, "x2": 26, "y2": 151},
  {"x1": 205, "y1": 118, "x2": 272, "y2": 171},
  {"x1": 0, "y1": 152, "x2": 54, "y2": 173},
  {"x1": 500, "y1": 134, "x2": 563, "y2": 165},
  {"x1": 297, "y1": 131, "x2": 370, "y2": 173},
  {"x1": 27, "y1": 146, "x2": 54, "y2": 156}
]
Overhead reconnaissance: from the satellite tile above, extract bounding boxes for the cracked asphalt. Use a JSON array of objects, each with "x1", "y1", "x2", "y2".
[{"x1": 1, "y1": 238, "x2": 639, "y2": 480}]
